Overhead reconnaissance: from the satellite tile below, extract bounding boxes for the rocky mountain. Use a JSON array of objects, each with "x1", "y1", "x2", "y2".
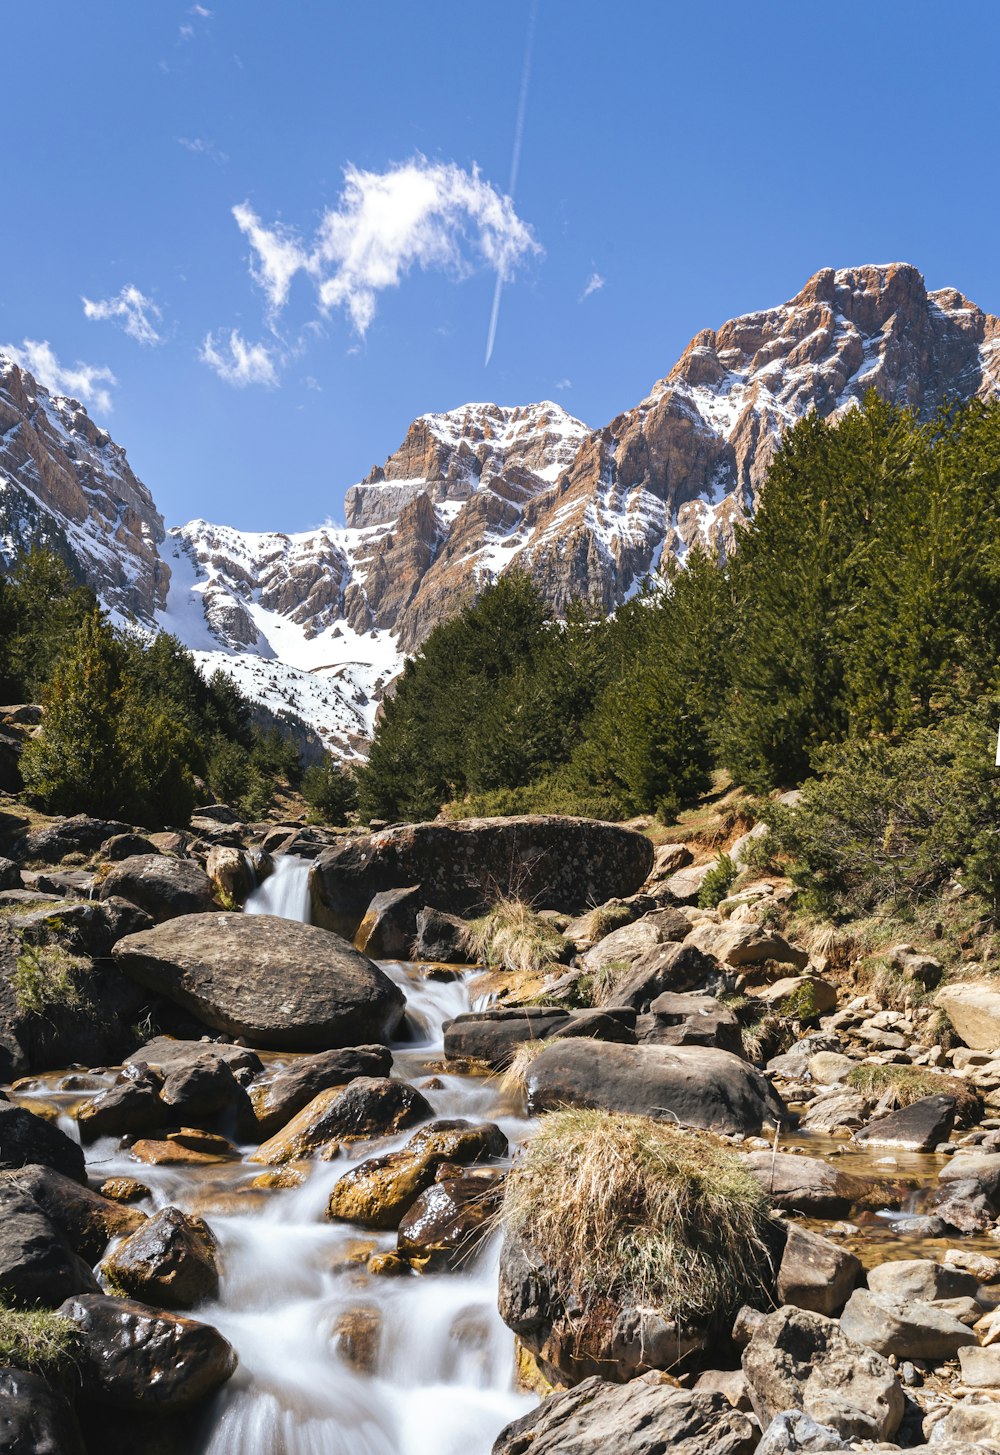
[{"x1": 3, "y1": 263, "x2": 998, "y2": 751}]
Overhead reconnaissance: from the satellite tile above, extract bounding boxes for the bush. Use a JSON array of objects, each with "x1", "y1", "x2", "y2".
[
  {"x1": 301, "y1": 755, "x2": 357, "y2": 825},
  {"x1": 502, "y1": 1110, "x2": 773, "y2": 1328},
  {"x1": 463, "y1": 900, "x2": 571, "y2": 973},
  {"x1": 697, "y1": 853, "x2": 739, "y2": 908}
]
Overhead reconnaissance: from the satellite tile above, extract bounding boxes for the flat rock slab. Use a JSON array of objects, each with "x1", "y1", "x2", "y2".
[
  {"x1": 524, "y1": 1040, "x2": 786, "y2": 1136},
  {"x1": 855, "y1": 1094, "x2": 956, "y2": 1152},
  {"x1": 311, "y1": 816, "x2": 655, "y2": 936},
  {"x1": 113, "y1": 913, "x2": 406, "y2": 1050}
]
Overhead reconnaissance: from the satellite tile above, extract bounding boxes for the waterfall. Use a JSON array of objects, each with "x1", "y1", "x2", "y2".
[{"x1": 245, "y1": 854, "x2": 313, "y2": 923}]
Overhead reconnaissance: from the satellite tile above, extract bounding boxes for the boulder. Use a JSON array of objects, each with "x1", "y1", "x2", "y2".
[
  {"x1": 113, "y1": 913, "x2": 406, "y2": 1050},
  {"x1": 11, "y1": 897, "x2": 153, "y2": 959},
  {"x1": 205, "y1": 846, "x2": 253, "y2": 906},
  {"x1": 58, "y1": 1294, "x2": 237, "y2": 1410},
  {"x1": 397, "y1": 1167, "x2": 505, "y2": 1268},
  {"x1": 326, "y1": 1119, "x2": 507, "y2": 1229},
  {"x1": 957, "y1": 1343, "x2": 1000, "y2": 1387},
  {"x1": 855, "y1": 1095, "x2": 957, "y2": 1152},
  {"x1": 129, "y1": 1130, "x2": 239, "y2": 1167},
  {"x1": 99, "y1": 855, "x2": 215, "y2": 922},
  {"x1": 639, "y1": 992, "x2": 743, "y2": 1056},
  {"x1": 0, "y1": 1102, "x2": 86, "y2": 1182},
  {"x1": 807, "y1": 1051, "x2": 855, "y2": 1085},
  {"x1": 744, "y1": 1153, "x2": 871, "y2": 1218},
  {"x1": 444, "y1": 1007, "x2": 573, "y2": 1069},
  {"x1": 251, "y1": 1077, "x2": 432, "y2": 1164},
  {"x1": 492, "y1": 1378, "x2": 757, "y2": 1455},
  {"x1": 0, "y1": 1367, "x2": 85, "y2": 1454},
  {"x1": 100, "y1": 1207, "x2": 219, "y2": 1310},
  {"x1": 663, "y1": 863, "x2": 716, "y2": 904},
  {"x1": 580, "y1": 913, "x2": 689, "y2": 975},
  {"x1": 776, "y1": 1224, "x2": 861, "y2": 1316},
  {"x1": 4, "y1": 1164, "x2": 146, "y2": 1263},
  {"x1": 412, "y1": 906, "x2": 470, "y2": 964},
  {"x1": 939, "y1": 1151, "x2": 1000, "y2": 1199},
  {"x1": 685, "y1": 921, "x2": 808, "y2": 970},
  {"x1": 610, "y1": 942, "x2": 732, "y2": 1010},
  {"x1": 0, "y1": 1183, "x2": 100, "y2": 1306},
  {"x1": 741, "y1": 1305, "x2": 904, "y2": 1441},
  {"x1": 839, "y1": 1287, "x2": 977, "y2": 1360},
  {"x1": 17, "y1": 815, "x2": 130, "y2": 863},
  {"x1": 935, "y1": 983, "x2": 1000, "y2": 1052},
  {"x1": 649, "y1": 842, "x2": 694, "y2": 879},
  {"x1": 886, "y1": 943, "x2": 943, "y2": 991},
  {"x1": 0, "y1": 856, "x2": 20, "y2": 890},
  {"x1": 76, "y1": 1074, "x2": 165, "y2": 1142},
  {"x1": 867, "y1": 1258, "x2": 978, "y2": 1303},
  {"x1": 125, "y1": 1035, "x2": 262, "y2": 1084},
  {"x1": 525, "y1": 1041, "x2": 786, "y2": 1136},
  {"x1": 354, "y1": 885, "x2": 422, "y2": 959},
  {"x1": 928, "y1": 1398, "x2": 1000, "y2": 1446},
  {"x1": 551, "y1": 1010, "x2": 637, "y2": 1045},
  {"x1": 756, "y1": 975, "x2": 838, "y2": 1018},
  {"x1": 101, "y1": 832, "x2": 158, "y2": 861},
  {"x1": 801, "y1": 1091, "x2": 869, "y2": 1134},
  {"x1": 766, "y1": 1033, "x2": 842, "y2": 1081},
  {"x1": 754, "y1": 1410, "x2": 850, "y2": 1454},
  {"x1": 247, "y1": 1045, "x2": 393, "y2": 1137},
  {"x1": 310, "y1": 817, "x2": 655, "y2": 936},
  {"x1": 158, "y1": 1054, "x2": 243, "y2": 1121}
]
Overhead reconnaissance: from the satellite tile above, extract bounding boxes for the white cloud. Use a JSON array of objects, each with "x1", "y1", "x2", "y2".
[
  {"x1": 580, "y1": 272, "x2": 605, "y2": 300},
  {"x1": 199, "y1": 329, "x2": 278, "y2": 387},
  {"x1": 0, "y1": 339, "x2": 116, "y2": 413},
  {"x1": 179, "y1": 23, "x2": 194, "y2": 40},
  {"x1": 555, "y1": 377, "x2": 573, "y2": 390},
  {"x1": 178, "y1": 136, "x2": 228, "y2": 166},
  {"x1": 190, "y1": 4, "x2": 213, "y2": 15},
  {"x1": 82, "y1": 285, "x2": 163, "y2": 346},
  {"x1": 233, "y1": 156, "x2": 540, "y2": 335}
]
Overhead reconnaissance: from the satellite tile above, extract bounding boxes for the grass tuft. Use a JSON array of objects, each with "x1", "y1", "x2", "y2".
[
  {"x1": 498, "y1": 1038, "x2": 556, "y2": 1100},
  {"x1": 11, "y1": 942, "x2": 89, "y2": 1017},
  {"x1": 846, "y1": 1063, "x2": 981, "y2": 1124},
  {"x1": 0, "y1": 1305, "x2": 79, "y2": 1376},
  {"x1": 502, "y1": 1109, "x2": 773, "y2": 1329},
  {"x1": 463, "y1": 900, "x2": 571, "y2": 974},
  {"x1": 576, "y1": 902, "x2": 635, "y2": 945}
]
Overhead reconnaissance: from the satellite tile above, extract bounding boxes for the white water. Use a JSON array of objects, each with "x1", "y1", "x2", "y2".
[
  {"x1": 246, "y1": 854, "x2": 313, "y2": 922},
  {"x1": 80, "y1": 858, "x2": 534, "y2": 1455}
]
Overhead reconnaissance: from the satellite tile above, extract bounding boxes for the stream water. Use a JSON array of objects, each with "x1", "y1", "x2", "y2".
[{"x1": 71, "y1": 859, "x2": 535, "y2": 1455}]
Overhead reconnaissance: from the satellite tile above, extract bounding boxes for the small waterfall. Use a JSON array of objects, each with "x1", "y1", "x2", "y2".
[{"x1": 246, "y1": 855, "x2": 312, "y2": 922}]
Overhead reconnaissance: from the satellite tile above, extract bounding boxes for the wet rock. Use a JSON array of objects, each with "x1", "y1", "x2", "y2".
[
  {"x1": 526, "y1": 1041, "x2": 786, "y2": 1136},
  {"x1": 741, "y1": 1304, "x2": 904, "y2": 1441},
  {"x1": 251, "y1": 1077, "x2": 432, "y2": 1164},
  {"x1": 413, "y1": 906, "x2": 470, "y2": 964},
  {"x1": 492, "y1": 1377, "x2": 757, "y2": 1455},
  {"x1": 101, "y1": 832, "x2": 158, "y2": 861},
  {"x1": 4, "y1": 1164, "x2": 146, "y2": 1263},
  {"x1": 100, "y1": 1207, "x2": 219, "y2": 1310},
  {"x1": 332, "y1": 1305, "x2": 382, "y2": 1374},
  {"x1": 855, "y1": 1094, "x2": 957, "y2": 1152},
  {"x1": 867, "y1": 1258, "x2": 978, "y2": 1303},
  {"x1": 205, "y1": 845, "x2": 253, "y2": 907},
  {"x1": 129, "y1": 1129, "x2": 240, "y2": 1166},
  {"x1": 326, "y1": 1119, "x2": 507, "y2": 1229},
  {"x1": 58, "y1": 1293, "x2": 237, "y2": 1410},
  {"x1": 935, "y1": 983, "x2": 1000, "y2": 1052},
  {"x1": 99, "y1": 855, "x2": 215, "y2": 922},
  {"x1": 776, "y1": 1224, "x2": 861, "y2": 1316},
  {"x1": 743, "y1": 1152, "x2": 871, "y2": 1218},
  {"x1": 0, "y1": 1102, "x2": 86, "y2": 1182},
  {"x1": 638, "y1": 992, "x2": 743, "y2": 1056},
  {"x1": 125, "y1": 1035, "x2": 263, "y2": 1084},
  {"x1": 0, "y1": 1183, "x2": 100, "y2": 1305},
  {"x1": 397, "y1": 1167, "x2": 505, "y2": 1268},
  {"x1": 311, "y1": 817, "x2": 655, "y2": 936},
  {"x1": 0, "y1": 1366, "x2": 86, "y2": 1454},
  {"x1": 100, "y1": 1177, "x2": 151, "y2": 1204},
  {"x1": 354, "y1": 885, "x2": 422, "y2": 959},
  {"x1": 158, "y1": 1052, "x2": 243, "y2": 1120},
  {"x1": 113, "y1": 913, "x2": 406, "y2": 1050},
  {"x1": 685, "y1": 921, "x2": 809, "y2": 970},
  {"x1": 443, "y1": 1007, "x2": 573, "y2": 1069},
  {"x1": 839, "y1": 1288, "x2": 977, "y2": 1360},
  {"x1": 76, "y1": 1074, "x2": 164, "y2": 1142},
  {"x1": 247, "y1": 1045, "x2": 393, "y2": 1137}
]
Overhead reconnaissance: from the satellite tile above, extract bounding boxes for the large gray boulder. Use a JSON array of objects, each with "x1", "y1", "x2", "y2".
[
  {"x1": 311, "y1": 817, "x2": 655, "y2": 936},
  {"x1": 742, "y1": 1305, "x2": 904, "y2": 1441},
  {"x1": 839, "y1": 1288, "x2": 977, "y2": 1360},
  {"x1": 99, "y1": 855, "x2": 215, "y2": 922},
  {"x1": 112, "y1": 913, "x2": 406, "y2": 1049},
  {"x1": 492, "y1": 1378, "x2": 757, "y2": 1455},
  {"x1": 524, "y1": 1041, "x2": 786, "y2": 1135}
]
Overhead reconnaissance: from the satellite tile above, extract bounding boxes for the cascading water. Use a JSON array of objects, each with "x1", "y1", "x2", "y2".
[{"x1": 82, "y1": 855, "x2": 534, "y2": 1455}]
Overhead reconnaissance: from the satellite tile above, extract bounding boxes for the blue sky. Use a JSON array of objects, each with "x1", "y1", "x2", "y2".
[{"x1": 3, "y1": 1, "x2": 998, "y2": 533}]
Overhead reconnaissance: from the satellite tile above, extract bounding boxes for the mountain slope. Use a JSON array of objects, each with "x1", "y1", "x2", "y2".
[{"x1": 2, "y1": 263, "x2": 998, "y2": 751}]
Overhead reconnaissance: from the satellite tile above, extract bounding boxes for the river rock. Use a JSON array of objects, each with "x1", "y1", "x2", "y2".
[
  {"x1": 158, "y1": 1053, "x2": 243, "y2": 1120},
  {"x1": 741, "y1": 1305, "x2": 904, "y2": 1441},
  {"x1": 868, "y1": 1258, "x2": 978, "y2": 1303},
  {"x1": 839, "y1": 1288, "x2": 977, "y2": 1360},
  {"x1": 4, "y1": 1164, "x2": 146, "y2": 1263},
  {"x1": 957, "y1": 1343, "x2": 1000, "y2": 1388},
  {"x1": 744, "y1": 1153, "x2": 871, "y2": 1218},
  {"x1": 126, "y1": 1035, "x2": 263, "y2": 1084},
  {"x1": 413, "y1": 906, "x2": 470, "y2": 964},
  {"x1": 310, "y1": 817, "x2": 655, "y2": 936},
  {"x1": 248, "y1": 1045, "x2": 393, "y2": 1137},
  {"x1": 251, "y1": 1077, "x2": 432, "y2": 1164},
  {"x1": 0, "y1": 1366, "x2": 86, "y2": 1454},
  {"x1": 808, "y1": 1051, "x2": 855, "y2": 1084},
  {"x1": 443, "y1": 1007, "x2": 573, "y2": 1069},
  {"x1": 204, "y1": 845, "x2": 253, "y2": 907},
  {"x1": 327, "y1": 1119, "x2": 507, "y2": 1229},
  {"x1": 0, "y1": 1101, "x2": 86, "y2": 1182},
  {"x1": 801, "y1": 1090, "x2": 869, "y2": 1134},
  {"x1": 354, "y1": 885, "x2": 422, "y2": 958},
  {"x1": 76, "y1": 1074, "x2": 165, "y2": 1142},
  {"x1": 113, "y1": 913, "x2": 406, "y2": 1049},
  {"x1": 58, "y1": 1293, "x2": 238, "y2": 1410},
  {"x1": 639, "y1": 992, "x2": 743, "y2": 1055},
  {"x1": 525, "y1": 1041, "x2": 786, "y2": 1135},
  {"x1": 776, "y1": 1224, "x2": 861, "y2": 1316},
  {"x1": 99, "y1": 855, "x2": 215, "y2": 922},
  {"x1": 684, "y1": 921, "x2": 808, "y2": 970},
  {"x1": 0, "y1": 1183, "x2": 100, "y2": 1306},
  {"x1": 397, "y1": 1167, "x2": 506, "y2": 1268},
  {"x1": 101, "y1": 1206, "x2": 219, "y2": 1310},
  {"x1": 492, "y1": 1378, "x2": 757, "y2": 1455},
  {"x1": 855, "y1": 1094, "x2": 956, "y2": 1152},
  {"x1": 939, "y1": 1151, "x2": 1000, "y2": 1199},
  {"x1": 129, "y1": 1128, "x2": 239, "y2": 1167}
]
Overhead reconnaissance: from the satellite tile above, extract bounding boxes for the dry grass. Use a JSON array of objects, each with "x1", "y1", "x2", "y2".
[
  {"x1": 502, "y1": 1109, "x2": 774, "y2": 1328},
  {"x1": 464, "y1": 900, "x2": 572, "y2": 974},
  {"x1": 846, "y1": 1063, "x2": 982, "y2": 1124},
  {"x1": 0, "y1": 1305, "x2": 79, "y2": 1376},
  {"x1": 498, "y1": 1038, "x2": 556, "y2": 1099},
  {"x1": 575, "y1": 902, "x2": 635, "y2": 945}
]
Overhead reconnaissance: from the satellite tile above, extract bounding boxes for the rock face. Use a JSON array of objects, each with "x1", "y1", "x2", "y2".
[
  {"x1": 311, "y1": 818, "x2": 655, "y2": 935},
  {"x1": 10, "y1": 264, "x2": 995, "y2": 751},
  {"x1": 112, "y1": 913, "x2": 406, "y2": 1049}
]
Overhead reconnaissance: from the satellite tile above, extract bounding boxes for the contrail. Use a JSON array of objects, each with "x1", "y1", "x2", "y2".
[{"x1": 485, "y1": 0, "x2": 538, "y2": 367}]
